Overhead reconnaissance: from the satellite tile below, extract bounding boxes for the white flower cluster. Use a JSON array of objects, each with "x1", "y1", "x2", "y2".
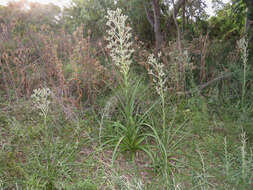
[
  {"x1": 148, "y1": 53, "x2": 167, "y2": 96},
  {"x1": 238, "y1": 37, "x2": 248, "y2": 64},
  {"x1": 106, "y1": 8, "x2": 134, "y2": 77},
  {"x1": 31, "y1": 87, "x2": 52, "y2": 118}
]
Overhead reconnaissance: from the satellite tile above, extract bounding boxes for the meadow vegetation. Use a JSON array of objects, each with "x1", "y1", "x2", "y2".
[{"x1": 0, "y1": 0, "x2": 253, "y2": 189}]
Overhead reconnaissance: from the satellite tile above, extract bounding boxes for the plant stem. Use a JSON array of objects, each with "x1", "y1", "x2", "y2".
[
  {"x1": 242, "y1": 55, "x2": 246, "y2": 107},
  {"x1": 161, "y1": 92, "x2": 166, "y2": 141}
]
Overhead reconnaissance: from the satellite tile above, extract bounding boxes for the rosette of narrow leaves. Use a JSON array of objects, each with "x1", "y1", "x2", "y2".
[
  {"x1": 106, "y1": 8, "x2": 134, "y2": 79},
  {"x1": 147, "y1": 53, "x2": 167, "y2": 96}
]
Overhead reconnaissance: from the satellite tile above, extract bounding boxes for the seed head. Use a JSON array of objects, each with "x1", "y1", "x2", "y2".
[
  {"x1": 31, "y1": 87, "x2": 52, "y2": 117},
  {"x1": 148, "y1": 53, "x2": 167, "y2": 96},
  {"x1": 105, "y1": 8, "x2": 134, "y2": 76}
]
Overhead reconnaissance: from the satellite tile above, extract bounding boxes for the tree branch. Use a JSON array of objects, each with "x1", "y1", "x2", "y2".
[
  {"x1": 144, "y1": 2, "x2": 154, "y2": 28},
  {"x1": 166, "y1": 0, "x2": 186, "y2": 27},
  {"x1": 182, "y1": 72, "x2": 235, "y2": 95},
  {"x1": 169, "y1": 0, "x2": 186, "y2": 18}
]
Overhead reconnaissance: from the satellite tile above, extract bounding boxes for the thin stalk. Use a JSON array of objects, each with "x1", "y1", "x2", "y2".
[
  {"x1": 238, "y1": 37, "x2": 248, "y2": 107},
  {"x1": 241, "y1": 132, "x2": 247, "y2": 183},
  {"x1": 224, "y1": 137, "x2": 230, "y2": 177},
  {"x1": 123, "y1": 68, "x2": 131, "y2": 126},
  {"x1": 160, "y1": 90, "x2": 169, "y2": 186},
  {"x1": 242, "y1": 56, "x2": 246, "y2": 107},
  {"x1": 161, "y1": 91, "x2": 166, "y2": 141}
]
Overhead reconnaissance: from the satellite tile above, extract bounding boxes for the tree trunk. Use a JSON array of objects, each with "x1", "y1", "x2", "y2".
[
  {"x1": 167, "y1": 0, "x2": 186, "y2": 22},
  {"x1": 144, "y1": 0, "x2": 186, "y2": 53},
  {"x1": 144, "y1": 2, "x2": 154, "y2": 28},
  {"x1": 152, "y1": 0, "x2": 163, "y2": 53},
  {"x1": 182, "y1": 0, "x2": 186, "y2": 31},
  {"x1": 165, "y1": 0, "x2": 186, "y2": 38}
]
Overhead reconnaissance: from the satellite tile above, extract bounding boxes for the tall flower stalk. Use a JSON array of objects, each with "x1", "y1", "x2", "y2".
[
  {"x1": 106, "y1": 8, "x2": 134, "y2": 90},
  {"x1": 238, "y1": 37, "x2": 248, "y2": 107},
  {"x1": 147, "y1": 53, "x2": 172, "y2": 185},
  {"x1": 106, "y1": 8, "x2": 135, "y2": 127},
  {"x1": 148, "y1": 53, "x2": 167, "y2": 138},
  {"x1": 31, "y1": 87, "x2": 53, "y2": 171},
  {"x1": 104, "y1": 9, "x2": 154, "y2": 163}
]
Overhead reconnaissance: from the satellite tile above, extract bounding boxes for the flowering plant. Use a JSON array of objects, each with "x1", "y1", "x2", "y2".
[
  {"x1": 106, "y1": 8, "x2": 134, "y2": 81},
  {"x1": 147, "y1": 53, "x2": 167, "y2": 96},
  {"x1": 31, "y1": 87, "x2": 52, "y2": 119}
]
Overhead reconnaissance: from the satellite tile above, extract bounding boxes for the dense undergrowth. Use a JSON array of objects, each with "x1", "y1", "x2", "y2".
[{"x1": 0, "y1": 5, "x2": 253, "y2": 190}]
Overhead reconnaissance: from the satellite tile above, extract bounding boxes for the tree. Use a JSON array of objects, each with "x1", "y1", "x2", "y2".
[
  {"x1": 208, "y1": 2, "x2": 243, "y2": 40},
  {"x1": 63, "y1": 0, "x2": 209, "y2": 52},
  {"x1": 144, "y1": 0, "x2": 187, "y2": 52},
  {"x1": 62, "y1": 0, "x2": 115, "y2": 36},
  {"x1": 144, "y1": 0, "x2": 208, "y2": 52},
  {"x1": 113, "y1": 0, "x2": 154, "y2": 42},
  {"x1": 152, "y1": 0, "x2": 163, "y2": 52}
]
